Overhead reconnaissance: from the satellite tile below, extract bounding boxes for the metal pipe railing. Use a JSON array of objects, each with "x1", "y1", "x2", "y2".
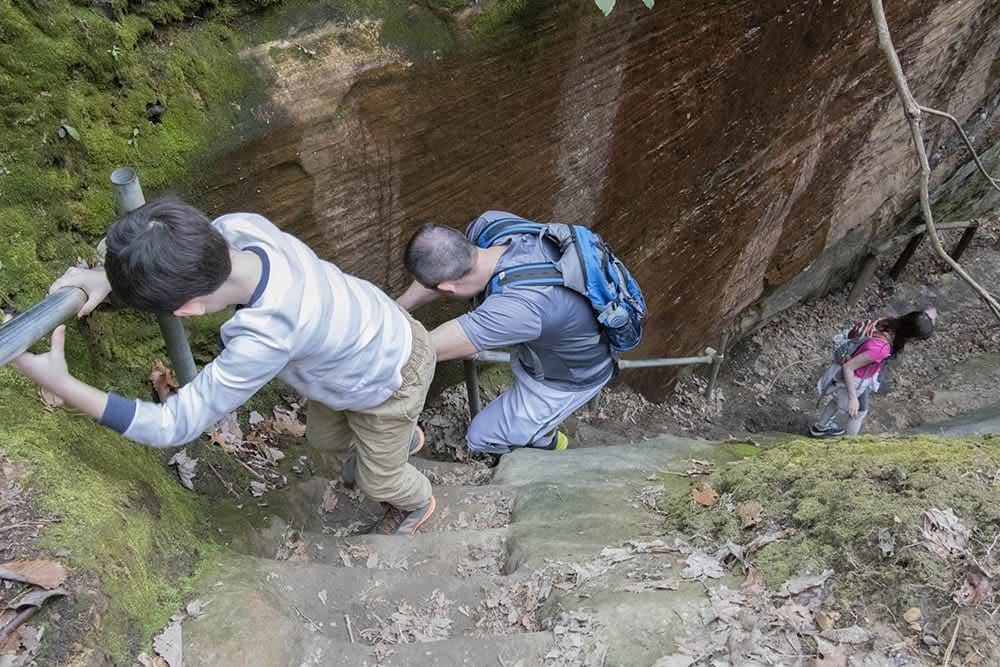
[
  {"x1": 471, "y1": 349, "x2": 719, "y2": 368},
  {"x1": 463, "y1": 330, "x2": 731, "y2": 419},
  {"x1": 0, "y1": 288, "x2": 86, "y2": 366},
  {"x1": 110, "y1": 167, "x2": 197, "y2": 386}
]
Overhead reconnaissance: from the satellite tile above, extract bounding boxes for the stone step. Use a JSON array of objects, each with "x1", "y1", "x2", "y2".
[
  {"x1": 411, "y1": 456, "x2": 495, "y2": 486},
  {"x1": 241, "y1": 516, "x2": 509, "y2": 577},
  {"x1": 185, "y1": 590, "x2": 552, "y2": 667},
  {"x1": 190, "y1": 553, "x2": 537, "y2": 643},
  {"x1": 184, "y1": 552, "x2": 551, "y2": 665},
  {"x1": 265, "y1": 480, "x2": 515, "y2": 534}
]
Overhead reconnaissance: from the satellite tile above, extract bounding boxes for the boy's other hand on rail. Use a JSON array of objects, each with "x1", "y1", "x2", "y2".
[{"x1": 50, "y1": 266, "x2": 112, "y2": 317}]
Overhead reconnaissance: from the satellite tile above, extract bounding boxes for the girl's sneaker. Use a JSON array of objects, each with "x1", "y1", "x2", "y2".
[{"x1": 809, "y1": 420, "x2": 845, "y2": 438}]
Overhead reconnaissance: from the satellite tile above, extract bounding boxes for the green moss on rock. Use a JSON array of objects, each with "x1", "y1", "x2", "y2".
[{"x1": 658, "y1": 435, "x2": 1000, "y2": 603}]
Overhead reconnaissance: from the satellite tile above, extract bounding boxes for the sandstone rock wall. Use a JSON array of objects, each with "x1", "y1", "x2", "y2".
[{"x1": 202, "y1": 0, "x2": 1000, "y2": 396}]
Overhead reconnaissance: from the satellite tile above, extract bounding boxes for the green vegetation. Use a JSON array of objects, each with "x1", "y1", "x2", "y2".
[
  {"x1": 658, "y1": 435, "x2": 1000, "y2": 605},
  {"x1": 0, "y1": 0, "x2": 276, "y2": 660}
]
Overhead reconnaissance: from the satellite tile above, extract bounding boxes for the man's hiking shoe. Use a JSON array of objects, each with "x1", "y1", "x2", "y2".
[
  {"x1": 374, "y1": 496, "x2": 436, "y2": 536},
  {"x1": 552, "y1": 431, "x2": 569, "y2": 451},
  {"x1": 341, "y1": 426, "x2": 425, "y2": 489},
  {"x1": 809, "y1": 421, "x2": 845, "y2": 438},
  {"x1": 532, "y1": 431, "x2": 569, "y2": 451}
]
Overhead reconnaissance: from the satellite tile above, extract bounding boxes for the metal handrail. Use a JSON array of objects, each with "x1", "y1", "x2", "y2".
[
  {"x1": 462, "y1": 330, "x2": 730, "y2": 419},
  {"x1": 0, "y1": 288, "x2": 86, "y2": 366},
  {"x1": 471, "y1": 349, "x2": 718, "y2": 367}
]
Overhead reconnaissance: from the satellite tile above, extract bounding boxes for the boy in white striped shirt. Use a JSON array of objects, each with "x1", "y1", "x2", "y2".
[{"x1": 11, "y1": 196, "x2": 436, "y2": 536}]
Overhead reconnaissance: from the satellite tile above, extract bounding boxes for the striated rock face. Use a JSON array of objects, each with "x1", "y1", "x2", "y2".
[{"x1": 202, "y1": 0, "x2": 1000, "y2": 396}]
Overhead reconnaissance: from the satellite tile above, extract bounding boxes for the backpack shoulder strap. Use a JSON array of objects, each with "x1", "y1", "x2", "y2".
[
  {"x1": 474, "y1": 217, "x2": 548, "y2": 248},
  {"x1": 486, "y1": 262, "x2": 563, "y2": 295}
]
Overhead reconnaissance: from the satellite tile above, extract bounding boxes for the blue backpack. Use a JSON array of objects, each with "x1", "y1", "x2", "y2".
[{"x1": 474, "y1": 216, "x2": 648, "y2": 353}]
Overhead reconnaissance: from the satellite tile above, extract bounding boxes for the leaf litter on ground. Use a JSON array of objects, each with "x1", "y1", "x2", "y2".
[
  {"x1": 167, "y1": 449, "x2": 198, "y2": 490},
  {"x1": 363, "y1": 589, "x2": 453, "y2": 645}
]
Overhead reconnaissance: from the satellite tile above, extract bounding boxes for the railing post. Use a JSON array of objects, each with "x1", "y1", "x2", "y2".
[
  {"x1": 110, "y1": 167, "x2": 198, "y2": 386},
  {"x1": 889, "y1": 233, "x2": 923, "y2": 280},
  {"x1": 847, "y1": 254, "x2": 880, "y2": 307},
  {"x1": 948, "y1": 221, "x2": 978, "y2": 263},
  {"x1": 704, "y1": 330, "x2": 729, "y2": 399},
  {"x1": 463, "y1": 358, "x2": 482, "y2": 419}
]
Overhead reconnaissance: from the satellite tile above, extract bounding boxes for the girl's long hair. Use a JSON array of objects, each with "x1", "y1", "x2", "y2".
[{"x1": 878, "y1": 310, "x2": 935, "y2": 356}]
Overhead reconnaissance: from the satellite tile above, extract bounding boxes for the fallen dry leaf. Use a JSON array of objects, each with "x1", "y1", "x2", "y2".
[
  {"x1": 167, "y1": 449, "x2": 197, "y2": 491},
  {"x1": 953, "y1": 572, "x2": 992, "y2": 606},
  {"x1": 9, "y1": 587, "x2": 67, "y2": 611},
  {"x1": 149, "y1": 359, "x2": 178, "y2": 403},
  {"x1": 691, "y1": 483, "x2": 719, "y2": 507},
  {"x1": 921, "y1": 507, "x2": 970, "y2": 560},
  {"x1": 0, "y1": 560, "x2": 67, "y2": 589},
  {"x1": 736, "y1": 501, "x2": 763, "y2": 528},
  {"x1": 778, "y1": 569, "x2": 833, "y2": 597},
  {"x1": 0, "y1": 625, "x2": 42, "y2": 659},
  {"x1": 814, "y1": 610, "x2": 838, "y2": 632},
  {"x1": 320, "y1": 483, "x2": 339, "y2": 514},
  {"x1": 39, "y1": 387, "x2": 64, "y2": 412},
  {"x1": 271, "y1": 413, "x2": 306, "y2": 437},
  {"x1": 680, "y1": 551, "x2": 724, "y2": 580},
  {"x1": 210, "y1": 412, "x2": 244, "y2": 452}
]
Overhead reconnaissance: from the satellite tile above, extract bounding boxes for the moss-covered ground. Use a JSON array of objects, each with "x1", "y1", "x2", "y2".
[
  {"x1": 0, "y1": 0, "x2": 278, "y2": 660},
  {"x1": 658, "y1": 435, "x2": 1000, "y2": 615}
]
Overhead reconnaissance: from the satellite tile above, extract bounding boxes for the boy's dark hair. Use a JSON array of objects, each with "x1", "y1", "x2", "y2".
[
  {"x1": 403, "y1": 222, "x2": 476, "y2": 288},
  {"x1": 104, "y1": 196, "x2": 231, "y2": 314}
]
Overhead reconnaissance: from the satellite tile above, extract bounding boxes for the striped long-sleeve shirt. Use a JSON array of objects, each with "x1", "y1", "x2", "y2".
[{"x1": 99, "y1": 213, "x2": 412, "y2": 447}]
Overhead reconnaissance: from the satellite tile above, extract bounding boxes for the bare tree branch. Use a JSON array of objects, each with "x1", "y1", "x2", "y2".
[
  {"x1": 869, "y1": 0, "x2": 1000, "y2": 320},
  {"x1": 919, "y1": 105, "x2": 1000, "y2": 194}
]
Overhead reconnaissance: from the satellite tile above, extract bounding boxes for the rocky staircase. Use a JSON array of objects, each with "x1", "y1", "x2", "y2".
[{"x1": 181, "y1": 434, "x2": 732, "y2": 665}]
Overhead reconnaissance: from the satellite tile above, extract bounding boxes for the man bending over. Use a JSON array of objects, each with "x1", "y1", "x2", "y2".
[{"x1": 396, "y1": 210, "x2": 615, "y2": 454}]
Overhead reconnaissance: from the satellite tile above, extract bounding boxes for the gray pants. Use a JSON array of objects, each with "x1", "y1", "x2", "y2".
[
  {"x1": 817, "y1": 379, "x2": 872, "y2": 436},
  {"x1": 467, "y1": 360, "x2": 608, "y2": 454}
]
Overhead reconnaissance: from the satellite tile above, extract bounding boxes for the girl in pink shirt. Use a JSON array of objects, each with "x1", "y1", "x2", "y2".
[{"x1": 811, "y1": 308, "x2": 936, "y2": 437}]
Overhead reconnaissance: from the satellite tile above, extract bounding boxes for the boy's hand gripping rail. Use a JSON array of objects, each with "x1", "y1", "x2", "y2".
[{"x1": 0, "y1": 288, "x2": 86, "y2": 367}]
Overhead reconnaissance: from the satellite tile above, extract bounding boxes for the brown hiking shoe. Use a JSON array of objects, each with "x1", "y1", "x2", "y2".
[{"x1": 374, "y1": 496, "x2": 436, "y2": 536}]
